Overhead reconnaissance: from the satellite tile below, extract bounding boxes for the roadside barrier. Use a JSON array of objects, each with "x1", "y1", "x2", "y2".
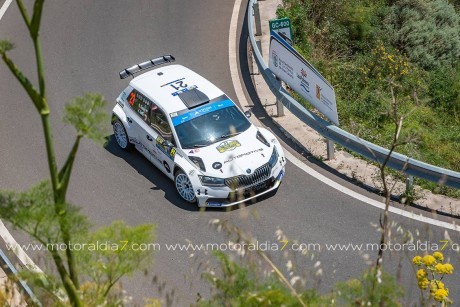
[
  {"x1": 0, "y1": 248, "x2": 42, "y2": 306},
  {"x1": 247, "y1": 0, "x2": 460, "y2": 189}
]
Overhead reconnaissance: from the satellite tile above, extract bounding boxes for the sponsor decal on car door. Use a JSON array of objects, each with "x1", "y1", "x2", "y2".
[{"x1": 154, "y1": 135, "x2": 176, "y2": 178}]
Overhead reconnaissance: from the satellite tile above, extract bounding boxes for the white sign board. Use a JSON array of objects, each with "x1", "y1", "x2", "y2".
[{"x1": 269, "y1": 31, "x2": 338, "y2": 125}]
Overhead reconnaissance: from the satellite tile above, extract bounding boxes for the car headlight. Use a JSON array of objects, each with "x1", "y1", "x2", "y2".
[
  {"x1": 189, "y1": 156, "x2": 206, "y2": 172},
  {"x1": 268, "y1": 147, "x2": 279, "y2": 168},
  {"x1": 199, "y1": 175, "x2": 225, "y2": 187}
]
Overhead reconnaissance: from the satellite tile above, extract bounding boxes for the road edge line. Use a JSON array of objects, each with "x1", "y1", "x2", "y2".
[
  {"x1": 0, "y1": 0, "x2": 13, "y2": 21},
  {"x1": 228, "y1": 0, "x2": 460, "y2": 232}
]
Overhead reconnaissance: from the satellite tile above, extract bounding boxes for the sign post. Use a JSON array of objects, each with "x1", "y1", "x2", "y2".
[{"x1": 269, "y1": 30, "x2": 338, "y2": 158}]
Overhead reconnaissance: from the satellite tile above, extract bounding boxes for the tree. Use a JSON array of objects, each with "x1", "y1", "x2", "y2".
[{"x1": 0, "y1": 1, "x2": 155, "y2": 305}]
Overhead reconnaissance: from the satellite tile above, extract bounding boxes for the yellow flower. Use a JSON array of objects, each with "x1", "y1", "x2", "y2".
[
  {"x1": 422, "y1": 255, "x2": 436, "y2": 266},
  {"x1": 433, "y1": 252, "x2": 444, "y2": 262},
  {"x1": 435, "y1": 263, "x2": 454, "y2": 274},
  {"x1": 416, "y1": 269, "x2": 427, "y2": 279},
  {"x1": 412, "y1": 255, "x2": 422, "y2": 266},
  {"x1": 430, "y1": 280, "x2": 445, "y2": 293},
  {"x1": 433, "y1": 288, "x2": 448, "y2": 302},
  {"x1": 418, "y1": 278, "x2": 429, "y2": 290},
  {"x1": 443, "y1": 263, "x2": 454, "y2": 274},
  {"x1": 435, "y1": 263, "x2": 444, "y2": 274},
  {"x1": 437, "y1": 281, "x2": 445, "y2": 289}
]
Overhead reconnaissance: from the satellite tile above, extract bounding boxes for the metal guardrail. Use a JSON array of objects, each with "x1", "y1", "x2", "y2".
[
  {"x1": 247, "y1": 0, "x2": 460, "y2": 189},
  {"x1": 0, "y1": 248, "x2": 42, "y2": 306}
]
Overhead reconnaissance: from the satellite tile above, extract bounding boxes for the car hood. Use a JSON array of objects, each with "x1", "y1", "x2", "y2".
[{"x1": 185, "y1": 125, "x2": 274, "y2": 178}]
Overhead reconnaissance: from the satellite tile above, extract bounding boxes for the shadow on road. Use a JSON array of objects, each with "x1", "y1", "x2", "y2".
[
  {"x1": 105, "y1": 135, "x2": 196, "y2": 212},
  {"x1": 104, "y1": 135, "x2": 277, "y2": 212}
]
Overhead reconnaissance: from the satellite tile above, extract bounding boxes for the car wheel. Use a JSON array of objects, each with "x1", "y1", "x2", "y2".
[
  {"x1": 175, "y1": 170, "x2": 197, "y2": 203},
  {"x1": 113, "y1": 119, "x2": 133, "y2": 151}
]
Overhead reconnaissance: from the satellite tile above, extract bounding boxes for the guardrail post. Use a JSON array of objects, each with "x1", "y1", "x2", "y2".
[
  {"x1": 406, "y1": 175, "x2": 414, "y2": 196},
  {"x1": 276, "y1": 97, "x2": 284, "y2": 117},
  {"x1": 248, "y1": 41, "x2": 258, "y2": 77},
  {"x1": 253, "y1": 1, "x2": 262, "y2": 36},
  {"x1": 274, "y1": 78, "x2": 285, "y2": 117},
  {"x1": 327, "y1": 139, "x2": 335, "y2": 160},
  {"x1": 256, "y1": 39, "x2": 262, "y2": 54}
]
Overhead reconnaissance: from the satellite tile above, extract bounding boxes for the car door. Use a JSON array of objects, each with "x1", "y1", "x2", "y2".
[
  {"x1": 126, "y1": 89, "x2": 157, "y2": 162},
  {"x1": 147, "y1": 104, "x2": 177, "y2": 179}
]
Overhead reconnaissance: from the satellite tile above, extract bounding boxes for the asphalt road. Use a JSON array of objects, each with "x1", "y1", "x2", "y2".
[{"x1": 1, "y1": 0, "x2": 459, "y2": 305}]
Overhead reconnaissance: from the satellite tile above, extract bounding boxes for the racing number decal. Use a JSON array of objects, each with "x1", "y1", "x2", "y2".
[
  {"x1": 161, "y1": 78, "x2": 197, "y2": 97},
  {"x1": 128, "y1": 92, "x2": 135, "y2": 106},
  {"x1": 169, "y1": 80, "x2": 187, "y2": 91},
  {"x1": 170, "y1": 147, "x2": 176, "y2": 158}
]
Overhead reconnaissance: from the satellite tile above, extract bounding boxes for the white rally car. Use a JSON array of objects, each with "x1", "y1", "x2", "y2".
[{"x1": 112, "y1": 55, "x2": 286, "y2": 207}]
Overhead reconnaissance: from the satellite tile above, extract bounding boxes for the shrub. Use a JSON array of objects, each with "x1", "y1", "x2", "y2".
[
  {"x1": 386, "y1": 0, "x2": 460, "y2": 69},
  {"x1": 428, "y1": 63, "x2": 460, "y2": 112},
  {"x1": 277, "y1": 0, "x2": 385, "y2": 59}
]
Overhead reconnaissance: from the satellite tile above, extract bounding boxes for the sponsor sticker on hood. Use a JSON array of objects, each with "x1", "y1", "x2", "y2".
[
  {"x1": 224, "y1": 148, "x2": 264, "y2": 164},
  {"x1": 216, "y1": 140, "x2": 241, "y2": 153}
]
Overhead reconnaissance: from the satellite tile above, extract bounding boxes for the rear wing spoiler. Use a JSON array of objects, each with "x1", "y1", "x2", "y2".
[{"x1": 119, "y1": 55, "x2": 175, "y2": 79}]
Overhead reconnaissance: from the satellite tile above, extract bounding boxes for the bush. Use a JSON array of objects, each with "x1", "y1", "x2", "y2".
[
  {"x1": 334, "y1": 269, "x2": 404, "y2": 306},
  {"x1": 277, "y1": 0, "x2": 385, "y2": 59},
  {"x1": 198, "y1": 252, "x2": 323, "y2": 306},
  {"x1": 278, "y1": 0, "x2": 460, "y2": 190},
  {"x1": 199, "y1": 252, "x2": 404, "y2": 306},
  {"x1": 386, "y1": 0, "x2": 460, "y2": 69},
  {"x1": 428, "y1": 63, "x2": 460, "y2": 112}
]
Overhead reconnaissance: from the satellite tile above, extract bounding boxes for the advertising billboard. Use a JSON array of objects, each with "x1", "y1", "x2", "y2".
[{"x1": 269, "y1": 31, "x2": 338, "y2": 125}]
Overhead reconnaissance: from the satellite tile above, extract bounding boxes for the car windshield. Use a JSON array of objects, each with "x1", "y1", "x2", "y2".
[{"x1": 174, "y1": 105, "x2": 251, "y2": 149}]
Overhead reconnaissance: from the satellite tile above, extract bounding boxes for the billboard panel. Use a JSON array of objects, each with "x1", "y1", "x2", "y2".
[{"x1": 269, "y1": 31, "x2": 338, "y2": 125}]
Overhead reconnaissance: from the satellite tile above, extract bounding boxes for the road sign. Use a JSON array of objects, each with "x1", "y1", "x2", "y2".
[
  {"x1": 269, "y1": 31, "x2": 338, "y2": 125},
  {"x1": 269, "y1": 17, "x2": 293, "y2": 45}
]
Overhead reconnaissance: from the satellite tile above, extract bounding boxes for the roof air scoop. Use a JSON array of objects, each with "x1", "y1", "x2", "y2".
[{"x1": 178, "y1": 89, "x2": 210, "y2": 109}]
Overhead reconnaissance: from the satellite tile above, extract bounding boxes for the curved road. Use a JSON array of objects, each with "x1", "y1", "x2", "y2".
[{"x1": 1, "y1": 0, "x2": 459, "y2": 305}]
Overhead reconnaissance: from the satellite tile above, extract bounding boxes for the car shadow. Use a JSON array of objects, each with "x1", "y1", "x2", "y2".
[
  {"x1": 105, "y1": 135, "x2": 197, "y2": 211},
  {"x1": 105, "y1": 135, "x2": 275, "y2": 212}
]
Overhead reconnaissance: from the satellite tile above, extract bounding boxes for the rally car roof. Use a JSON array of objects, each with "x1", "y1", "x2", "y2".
[{"x1": 129, "y1": 65, "x2": 225, "y2": 114}]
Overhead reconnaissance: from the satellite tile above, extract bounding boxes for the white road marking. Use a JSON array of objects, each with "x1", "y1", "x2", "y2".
[
  {"x1": 284, "y1": 151, "x2": 460, "y2": 232},
  {"x1": 0, "y1": 0, "x2": 13, "y2": 21},
  {"x1": 229, "y1": 0, "x2": 459, "y2": 232},
  {"x1": 229, "y1": 0, "x2": 248, "y2": 108},
  {"x1": 0, "y1": 220, "x2": 44, "y2": 273}
]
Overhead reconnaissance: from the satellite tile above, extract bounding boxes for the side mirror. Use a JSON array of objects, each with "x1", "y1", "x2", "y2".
[{"x1": 244, "y1": 110, "x2": 252, "y2": 118}]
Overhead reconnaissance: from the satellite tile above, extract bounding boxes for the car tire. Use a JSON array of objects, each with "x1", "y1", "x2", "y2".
[
  {"x1": 174, "y1": 169, "x2": 197, "y2": 203},
  {"x1": 113, "y1": 119, "x2": 133, "y2": 151}
]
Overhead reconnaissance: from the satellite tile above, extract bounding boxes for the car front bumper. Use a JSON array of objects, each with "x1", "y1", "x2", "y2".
[{"x1": 196, "y1": 167, "x2": 285, "y2": 207}]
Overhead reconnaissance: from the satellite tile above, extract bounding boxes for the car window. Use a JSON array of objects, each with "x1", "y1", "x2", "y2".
[
  {"x1": 127, "y1": 90, "x2": 150, "y2": 124},
  {"x1": 150, "y1": 104, "x2": 173, "y2": 142},
  {"x1": 174, "y1": 105, "x2": 251, "y2": 149}
]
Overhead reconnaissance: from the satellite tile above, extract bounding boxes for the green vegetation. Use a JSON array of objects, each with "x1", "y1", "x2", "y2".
[
  {"x1": 0, "y1": 0, "x2": 156, "y2": 305},
  {"x1": 198, "y1": 252, "x2": 404, "y2": 306},
  {"x1": 197, "y1": 221, "x2": 407, "y2": 307},
  {"x1": 277, "y1": 0, "x2": 460, "y2": 195}
]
